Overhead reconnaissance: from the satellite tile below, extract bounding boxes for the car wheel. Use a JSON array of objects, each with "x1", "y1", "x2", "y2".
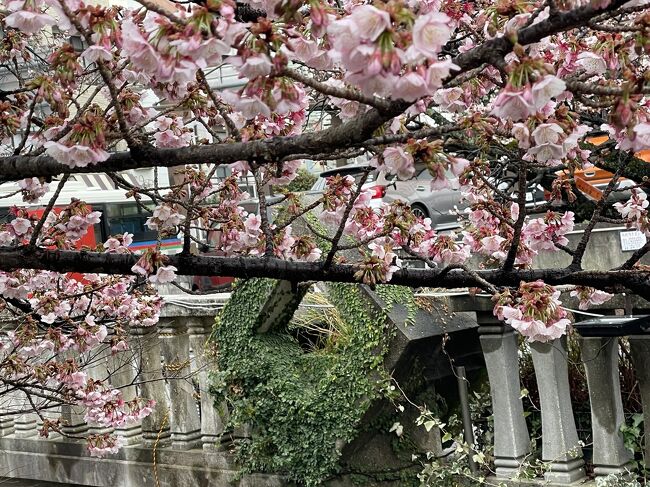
[{"x1": 411, "y1": 204, "x2": 429, "y2": 219}]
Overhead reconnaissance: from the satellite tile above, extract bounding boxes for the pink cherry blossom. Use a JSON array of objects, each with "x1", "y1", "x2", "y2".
[
  {"x1": 18, "y1": 177, "x2": 48, "y2": 203},
  {"x1": 5, "y1": 10, "x2": 55, "y2": 33},
  {"x1": 80, "y1": 46, "x2": 113, "y2": 64},
  {"x1": 525, "y1": 142, "x2": 566, "y2": 163},
  {"x1": 221, "y1": 91, "x2": 271, "y2": 120},
  {"x1": 570, "y1": 286, "x2": 614, "y2": 310},
  {"x1": 576, "y1": 52, "x2": 607, "y2": 75},
  {"x1": 349, "y1": 5, "x2": 391, "y2": 41},
  {"x1": 11, "y1": 218, "x2": 32, "y2": 236},
  {"x1": 412, "y1": 12, "x2": 453, "y2": 59},
  {"x1": 495, "y1": 281, "x2": 571, "y2": 342},
  {"x1": 512, "y1": 123, "x2": 531, "y2": 149},
  {"x1": 531, "y1": 123, "x2": 564, "y2": 145},
  {"x1": 632, "y1": 123, "x2": 650, "y2": 150},
  {"x1": 531, "y1": 75, "x2": 566, "y2": 110},
  {"x1": 121, "y1": 20, "x2": 161, "y2": 74},
  {"x1": 44, "y1": 142, "x2": 109, "y2": 168},
  {"x1": 524, "y1": 211, "x2": 574, "y2": 252},
  {"x1": 393, "y1": 72, "x2": 429, "y2": 102},
  {"x1": 382, "y1": 147, "x2": 415, "y2": 180},
  {"x1": 433, "y1": 87, "x2": 466, "y2": 112},
  {"x1": 491, "y1": 84, "x2": 535, "y2": 121},
  {"x1": 148, "y1": 265, "x2": 178, "y2": 284},
  {"x1": 426, "y1": 60, "x2": 460, "y2": 90},
  {"x1": 234, "y1": 54, "x2": 273, "y2": 79}
]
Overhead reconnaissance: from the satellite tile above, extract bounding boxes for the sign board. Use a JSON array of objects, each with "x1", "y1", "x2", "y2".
[{"x1": 620, "y1": 230, "x2": 647, "y2": 252}]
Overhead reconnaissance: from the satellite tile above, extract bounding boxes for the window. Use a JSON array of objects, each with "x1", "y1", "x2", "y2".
[{"x1": 104, "y1": 203, "x2": 158, "y2": 242}]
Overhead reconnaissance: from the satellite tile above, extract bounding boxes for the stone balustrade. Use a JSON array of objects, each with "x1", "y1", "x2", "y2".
[
  {"x1": 0, "y1": 294, "x2": 286, "y2": 487},
  {"x1": 439, "y1": 292, "x2": 650, "y2": 487}
]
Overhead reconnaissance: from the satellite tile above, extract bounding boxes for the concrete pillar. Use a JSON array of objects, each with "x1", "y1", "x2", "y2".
[
  {"x1": 0, "y1": 415, "x2": 15, "y2": 437},
  {"x1": 131, "y1": 324, "x2": 170, "y2": 447},
  {"x1": 108, "y1": 339, "x2": 142, "y2": 445},
  {"x1": 630, "y1": 336, "x2": 650, "y2": 465},
  {"x1": 0, "y1": 392, "x2": 16, "y2": 437},
  {"x1": 187, "y1": 317, "x2": 227, "y2": 450},
  {"x1": 581, "y1": 336, "x2": 633, "y2": 476},
  {"x1": 159, "y1": 318, "x2": 201, "y2": 449},
  {"x1": 530, "y1": 338, "x2": 585, "y2": 484},
  {"x1": 13, "y1": 391, "x2": 38, "y2": 439},
  {"x1": 477, "y1": 314, "x2": 530, "y2": 478}
]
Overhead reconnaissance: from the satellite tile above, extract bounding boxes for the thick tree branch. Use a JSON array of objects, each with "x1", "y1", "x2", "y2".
[
  {"x1": 0, "y1": 247, "x2": 648, "y2": 295},
  {"x1": 0, "y1": 102, "x2": 408, "y2": 182}
]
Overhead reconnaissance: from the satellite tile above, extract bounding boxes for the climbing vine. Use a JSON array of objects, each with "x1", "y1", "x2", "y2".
[{"x1": 208, "y1": 278, "x2": 416, "y2": 486}]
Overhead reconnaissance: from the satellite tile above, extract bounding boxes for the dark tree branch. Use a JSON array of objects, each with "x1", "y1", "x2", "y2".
[
  {"x1": 0, "y1": 246, "x2": 648, "y2": 297},
  {"x1": 617, "y1": 241, "x2": 650, "y2": 270},
  {"x1": 0, "y1": 102, "x2": 408, "y2": 182}
]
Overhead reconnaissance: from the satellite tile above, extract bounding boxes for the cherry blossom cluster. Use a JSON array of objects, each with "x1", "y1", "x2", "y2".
[
  {"x1": 614, "y1": 190, "x2": 650, "y2": 236},
  {"x1": 0, "y1": 203, "x2": 101, "y2": 247},
  {"x1": 373, "y1": 139, "x2": 469, "y2": 187},
  {"x1": 354, "y1": 240, "x2": 401, "y2": 285},
  {"x1": 145, "y1": 203, "x2": 185, "y2": 234},
  {"x1": 570, "y1": 286, "x2": 614, "y2": 310},
  {"x1": 327, "y1": 4, "x2": 460, "y2": 100},
  {"x1": 0, "y1": 267, "x2": 162, "y2": 455},
  {"x1": 132, "y1": 249, "x2": 179, "y2": 284},
  {"x1": 44, "y1": 109, "x2": 110, "y2": 168},
  {"x1": 493, "y1": 281, "x2": 571, "y2": 342},
  {"x1": 523, "y1": 211, "x2": 575, "y2": 253}
]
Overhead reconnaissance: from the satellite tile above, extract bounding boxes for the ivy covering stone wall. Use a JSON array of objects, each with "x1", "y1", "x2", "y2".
[{"x1": 208, "y1": 278, "x2": 416, "y2": 486}]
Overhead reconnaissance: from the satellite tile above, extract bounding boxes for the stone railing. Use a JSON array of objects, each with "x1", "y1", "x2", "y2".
[
  {"x1": 439, "y1": 292, "x2": 650, "y2": 486},
  {"x1": 432, "y1": 224, "x2": 650, "y2": 485},
  {"x1": 0, "y1": 294, "x2": 288, "y2": 487}
]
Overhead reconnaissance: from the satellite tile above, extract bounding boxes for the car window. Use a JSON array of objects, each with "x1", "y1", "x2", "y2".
[
  {"x1": 315, "y1": 169, "x2": 377, "y2": 188},
  {"x1": 311, "y1": 178, "x2": 324, "y2": 191},
  {"x1": 415, "y1": 168, "x2": 455, "y2": 180},
  {"x1": 354, "y1": 171, "x2": 376, "y2": 185}
]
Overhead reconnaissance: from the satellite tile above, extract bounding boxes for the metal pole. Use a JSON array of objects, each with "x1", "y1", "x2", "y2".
[{"x1": 455, "y1": 365, "x2": 479, "y2": 475}]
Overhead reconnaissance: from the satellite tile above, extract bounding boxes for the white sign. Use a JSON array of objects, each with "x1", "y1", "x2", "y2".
[{"x1": 620, "y1": 230, "x2": 647, "y2": 252}]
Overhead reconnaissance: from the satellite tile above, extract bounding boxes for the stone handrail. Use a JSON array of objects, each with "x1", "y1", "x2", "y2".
[
  {"x1": 442, "y1": 294, "x2": 650, "y2": 486},
  {"x1": 0, "y1": 294, "x2": 289, "y2": 486}
]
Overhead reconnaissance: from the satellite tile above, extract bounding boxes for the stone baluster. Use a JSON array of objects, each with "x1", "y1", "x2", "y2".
[
  {"x1": 159, "y1": 317, "x2": 201, "y2": 449},
  {"x1": 0, "y1": 414, "x2": 14, "y2": 437},
  {"x1": 131, "y1": 324, "x2": 170, "y2": 447},
  {"x1": 530, "y1": 338, "x2": 585, "y2": 484},
  {"x1": 581, "y1": 336, "x2": 633, "y2": 476},
  {"x1": 630, "y1": 336, "x2": 650, "y2": 464},
  {"x1": 187, "y1": 317, "x2": 227, "y2": 450},
  {"x1": 108, "y1": 337, "x2": 142, "y2": 445},
  {"x1": 86, "y1": 347, "x2": 113, "y2": 436},
  {"x1": 60, "y1": 404, "x2": 88, "y2": 438},
  {"x1": 0, "y1": 391, "x2": 16, "y2": 437},
  {"x1": 13, "y1": 413, "x2": 38, "y2": 438},
  {"x1": 13, "y1": 391, "x2": 39, "y2": 439},
  {"x1": 476, "y1": 312, "x2": 530, "y2": 478}
]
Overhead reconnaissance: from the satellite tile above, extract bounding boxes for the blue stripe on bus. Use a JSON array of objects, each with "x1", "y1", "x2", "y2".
[{"x1": 129, "y1": 239, "x2": 182, "y2": 248}]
